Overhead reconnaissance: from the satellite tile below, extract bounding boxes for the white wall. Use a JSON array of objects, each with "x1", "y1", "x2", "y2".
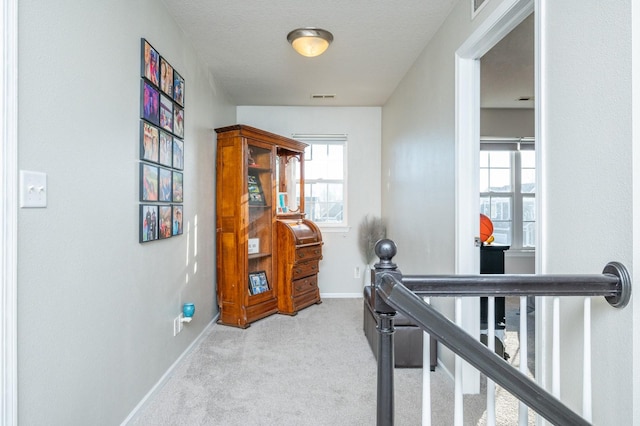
[
  {"x1": 17, "y1": 1, "x2": 234, "y2": 424},
  {"x1": 381, "y1": 0, "x2": 500, "y2": 372},
  {"x1": 382, "y1": 0, "x2": 638, "y2": 419},
  {"x1": 237, "y1": 106, "x2": 381, "y2": 296},
  {"x1": 504, "y1": 251, "x2": 534, "y2": 274},
  {"x1": 381, "y1": 0, "x2": 510, "y2": 276},
  {"x1": 542, "y1": 1, "x2": 635, "y2": 423},
  {"x1": 481, "y1": 108, "x2": 534, "y2": 137}
]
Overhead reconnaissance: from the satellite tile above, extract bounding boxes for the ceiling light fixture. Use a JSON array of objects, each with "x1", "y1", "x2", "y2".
[{"x1": 287, "y1": 28, "x2": 333, "y2": 58}]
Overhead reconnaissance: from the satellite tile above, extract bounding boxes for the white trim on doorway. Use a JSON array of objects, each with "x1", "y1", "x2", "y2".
[
  {"x1": 533, "y1": 0, "x2": 548, "y2": 400},
  {"x1": 1, "y1": 0, "x2": 19, "y2": 425},
  {"x1": 454, "y1": 0, "x2": 534, "y2": 397},
  {"x1": 631, "y1": 0, "x2": 640, "y2": 423}
]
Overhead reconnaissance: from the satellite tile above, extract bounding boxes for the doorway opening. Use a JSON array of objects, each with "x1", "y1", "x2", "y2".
[
  {"x1": 479, "y1": 11, "x2": 536, "y2": 375},
  {"x1": 454, "y1": 0, "x2": 535, "y2": 395}
]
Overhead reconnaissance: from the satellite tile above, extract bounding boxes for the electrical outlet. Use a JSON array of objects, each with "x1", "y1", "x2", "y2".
[
  {"x1": 354, "y1": 266, "x2": 360, "y2": 279},
  {"x1": 173, "y1": 316, "x2": 182, "y2": 336}
]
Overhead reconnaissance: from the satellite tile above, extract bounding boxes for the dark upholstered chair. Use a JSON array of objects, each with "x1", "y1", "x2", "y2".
[{"x1": 363, "y1": 285, "x2": 437, "y2": 370}]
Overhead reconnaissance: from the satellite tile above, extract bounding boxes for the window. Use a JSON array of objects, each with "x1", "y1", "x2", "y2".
[
  {"x1": 480, "y1": 144, "x2": 535, "y2": 248},
  {"x1": 293, "y1": 135, "x2": 347, "y2": 226}
]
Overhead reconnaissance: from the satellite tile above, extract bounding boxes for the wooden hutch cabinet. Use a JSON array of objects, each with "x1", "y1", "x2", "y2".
[{"x1": 215, "y1": 124, "x2": 322, "y2": 327}]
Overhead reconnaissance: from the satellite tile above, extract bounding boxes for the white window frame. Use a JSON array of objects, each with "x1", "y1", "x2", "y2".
[
  {"x1": 480, "y1": 137, "x2": 535, "y2": 249},
  {"x1": 292, "y1": 134, "x2": 348, "y2": 230}
]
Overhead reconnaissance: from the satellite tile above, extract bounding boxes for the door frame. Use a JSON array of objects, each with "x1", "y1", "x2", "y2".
[
  {"x1": 1, "y1": 0, "x2": 18, "y2": 425},
  {"x1": 454, "y1": 0, "x2": 535, "y2": 394}
]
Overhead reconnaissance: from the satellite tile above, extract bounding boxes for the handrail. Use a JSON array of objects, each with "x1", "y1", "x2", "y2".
[
  {"x1": 371, "y1": 239, "x2": 631, "y2": 426},
  {"x1": 401, "y1": 266, "x2": 630, "y2": 307}
]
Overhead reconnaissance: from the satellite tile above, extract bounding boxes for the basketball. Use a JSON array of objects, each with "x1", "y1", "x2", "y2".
[{"x1": 480, "y1": 213, "x2": 493, "y2": 243}]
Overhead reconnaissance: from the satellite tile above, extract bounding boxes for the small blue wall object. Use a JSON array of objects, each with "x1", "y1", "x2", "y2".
[{"x1": 183, "y1": 303, "x2": 195, "y2": 318}]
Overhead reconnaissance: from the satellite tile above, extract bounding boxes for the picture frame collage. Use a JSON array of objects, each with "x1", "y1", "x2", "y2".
[{"x1": 139, "y1": 38, "x2": 185, "y2": 243}]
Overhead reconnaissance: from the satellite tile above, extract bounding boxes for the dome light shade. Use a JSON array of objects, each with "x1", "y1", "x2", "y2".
[{"x1": 287, "y1": 28, "x2": 333, "y2": 57}]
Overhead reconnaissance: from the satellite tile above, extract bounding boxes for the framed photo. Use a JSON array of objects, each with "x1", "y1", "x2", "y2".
[
  {"x1": 159, "y1": 94, "x2": 173, "y2": 133},
  {"x1": 159, "y1": 130, "x2": 173, "y2": 167},
  {"x1": 173, "y1": 105, "x2": 184, "y2": 138},
  {"x1": 158, "y1": 205, "x2": 173, "y2": 239},
  {"x1": 248, "y1": 271, "x2": 269, "y2": 295},
  {"x1": 248, "y1": 173, "x2": 265, "y2": 206},
  {"x1": 172, "y1": 205, "x2": 183, "y2": 236},
  {"x1": 140, "y1": 121, "x2": 159, "y2": 163},
  {"x1": 248, "y1": 238, "x2": 259, "y2": 254},
  {"x1": 160, "y1": 57, "x2": 174, "y2": 97},
  {"x1": 140, "y1": 163, "x2": 159, "y2": 201},
  {"x1": 141, "y1": 80, "x2": 160, "y2": 125},
  {"x1": 172, "y1": 171, "x2": 183, "y2": 203},
  {"x1": 158, "y1": 167, "x2": 173, "y2": 202},
  {"x1": 173, "y1": 70, "x2": 184, "y2": 106},
  {"x1": 172, "y1": 138, "x2": 184, "y2": 170},
  {"x1": 141, "y1": 39, "x2": 160, "y2": 86},
  {"x1": 140, "y1": 204, "x2": 158, "y2": 243}
]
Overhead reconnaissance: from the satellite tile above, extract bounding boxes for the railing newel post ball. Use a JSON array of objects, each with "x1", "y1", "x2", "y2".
[{"x1": 374, "y1": 239, "x2": 398, "y2": 271}]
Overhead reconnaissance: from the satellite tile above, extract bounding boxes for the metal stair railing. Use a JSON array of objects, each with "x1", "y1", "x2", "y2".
[{"x1": 371, "y1": 239, "x2": 631, "y2": 426}]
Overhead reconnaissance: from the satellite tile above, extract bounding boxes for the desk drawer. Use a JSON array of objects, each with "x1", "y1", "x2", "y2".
[
  {"x1": 292, "y1": 275, "x2": 318, "y2": 296},
  {"x1": 292, "y1": 261, "x2": 319, "y2": 280},
  {"x1": 295, "y1": 245, "x2": 322, "y2": 262}
]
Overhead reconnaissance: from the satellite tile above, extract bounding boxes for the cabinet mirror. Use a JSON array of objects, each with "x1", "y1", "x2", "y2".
[{"x1": 276, "y1": 148, "x2": 304, "y2": 217}]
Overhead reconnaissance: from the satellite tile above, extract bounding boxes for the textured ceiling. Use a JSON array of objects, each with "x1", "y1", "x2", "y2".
[{"x1": 161, "y1": 1, "x2": 533, "y2": 108}]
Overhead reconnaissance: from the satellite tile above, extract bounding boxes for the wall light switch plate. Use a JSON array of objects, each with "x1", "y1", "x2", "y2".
[{"x1": 20, "y1": 170, "x2": 47, "y2": 208}]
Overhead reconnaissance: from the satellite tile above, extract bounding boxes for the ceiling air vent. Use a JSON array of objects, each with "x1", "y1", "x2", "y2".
[{"x1": 311, "y1": 94, "x2": 336, "y2": 99}]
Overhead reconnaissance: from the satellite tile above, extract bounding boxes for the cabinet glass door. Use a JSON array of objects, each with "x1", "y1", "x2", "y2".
[{"x1": 247, "y1": 144, "x2": 273, "y2": 297}]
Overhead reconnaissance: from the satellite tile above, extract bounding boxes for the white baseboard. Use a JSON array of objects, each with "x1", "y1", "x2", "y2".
[
  {"x1": 437, "y1": 355, "x2": 455, "y2": 383},
  {"x1": 321, "y1": 293, "x2": 362, "y2": 298},
  {"x1": 120, "y1": 314, "x2": 219, "y2": 425}
]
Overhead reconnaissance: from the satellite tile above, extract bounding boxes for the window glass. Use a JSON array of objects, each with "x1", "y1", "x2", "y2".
[
  {"x1": 521, "y1": 150, "x2": 536, "y2": 193},
  {"x1": 490, "y1": 151, "x2": 511, "y2": 167},
  {"x1": 523, "y1": 196, "x2": 536, "y2": 221},
  {"x1": 297, "y1": 139, "x2": 346, "y2": 225},
  {"x1": 480, "y1": 151, "x2": 512, "y2": 192},
  {"x1": 523, "y1": 221, "x2": 536, "y2": 247},
  {"x1": 522, "y1": 196, "x2": 536, "y2": 247},
  {"x1": 479, "y1": 147, "x2": 535, "y2": 249},
  {"x1": 489, "y1": 169, "x2": 511, "y2": 192},
  {"x1": 521, "y1": 150, "x2": 535, "y2": 168},
  {"x1": 480, "y1": 151, "x2": 489, "y2": 168},
  {"x1": 479, "y1": 169, "x2": 489, "y2": 193},
  {"x1": 480, "y1": 196, "x2": 512, "y2": 245}
]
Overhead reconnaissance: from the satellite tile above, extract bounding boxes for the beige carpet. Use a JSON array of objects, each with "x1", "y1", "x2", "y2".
[{"x1": 129, "y1": 298, "x2": 535, "y2": 425}]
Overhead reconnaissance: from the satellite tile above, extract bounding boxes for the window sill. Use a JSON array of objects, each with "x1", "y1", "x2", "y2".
[{"x1": 317, "y1": 225, "x2": 351, "y2": 233}]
